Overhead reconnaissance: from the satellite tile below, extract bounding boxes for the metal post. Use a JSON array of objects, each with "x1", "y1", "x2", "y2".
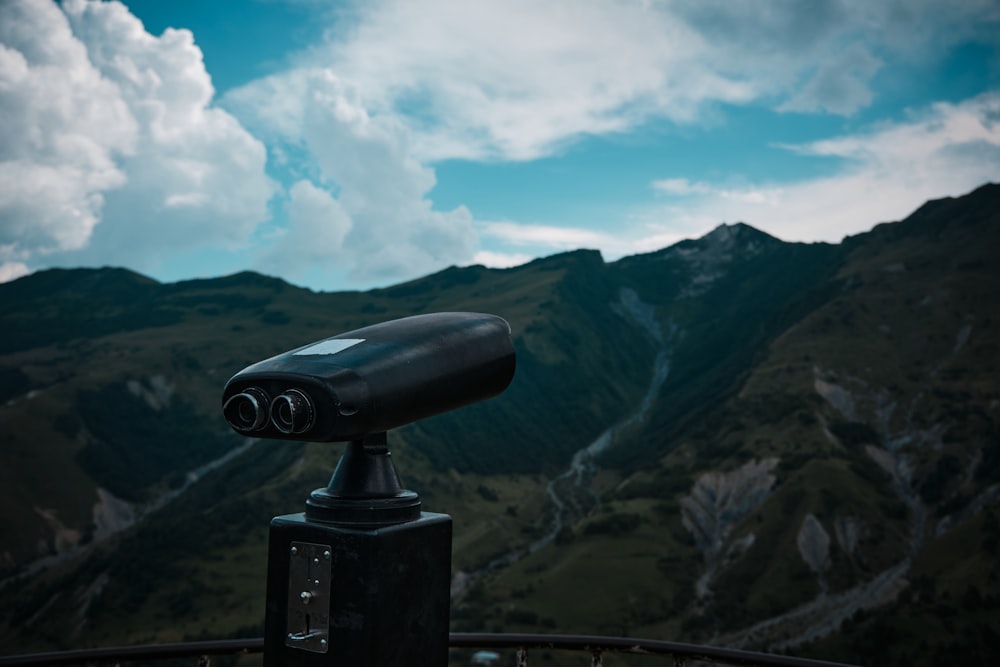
[{"x1": 263, "y1": 434, "x2": 452, "y2": 667}]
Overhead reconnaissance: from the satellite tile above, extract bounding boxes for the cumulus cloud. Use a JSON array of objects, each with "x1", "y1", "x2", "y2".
[
  {"x1": 240, "y1": 0, "x2": 1000, "y2": 277},
  {"x1": 4, "y1": 0, "x2": 998, "y2": 286},
  {"x1": 58, "y1": 0, "x2": 276, "y2": 266},
  {"x1": 0, "y1": 0, "x2": 274, "y2": 280},
  {"x1": 648, "y1": 93, "x2": 1000, "y2": 243},
  {"x1": 0, "y1": 0, "x2": 135, "y2": 270},
  {"x1": 226, "y1": 69, "x2": 478, "y2": 283},
  {"x1": 256, "y1": 180, "x2": 352, "y2": 278}
]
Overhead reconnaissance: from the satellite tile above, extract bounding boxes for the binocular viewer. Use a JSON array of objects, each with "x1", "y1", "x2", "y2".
[
  {"x1": 221, "y1": 312, "x2": 516, "y2": 666},
  {"x1": 222, "y1": 312, "x2": 516, "y2": 442}
]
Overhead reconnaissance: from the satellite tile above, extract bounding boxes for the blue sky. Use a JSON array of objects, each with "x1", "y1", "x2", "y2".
[{"x1": 1, "y1": 0, "x2": 998, "y2": 291}]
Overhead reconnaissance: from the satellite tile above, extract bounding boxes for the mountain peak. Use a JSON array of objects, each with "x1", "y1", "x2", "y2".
[
  {"x1": 174, "y1": 270, "x2": 294, "y2": 292},
  {"x1": 0, "y1": 266, "x2": 158, "y2": 302},
  {"x1": 701, "y1": 222, "x2": 779, "y2": 248},
  {"x1": 658, "y1": 221, "x2": 779, "y2": 270}
]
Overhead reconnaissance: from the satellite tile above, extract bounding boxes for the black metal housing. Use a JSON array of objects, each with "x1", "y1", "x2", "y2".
[
  {"x1": 221, "y1": 312, "x2": 515, "y2": 441},
  {"x1": 264, "y1": 512, "x2": 452, "y2": 667}
]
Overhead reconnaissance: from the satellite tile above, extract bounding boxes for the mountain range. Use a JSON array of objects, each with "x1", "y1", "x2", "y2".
[{"x1": 1, "y1": 183, "x2": 998, "y2": 665}]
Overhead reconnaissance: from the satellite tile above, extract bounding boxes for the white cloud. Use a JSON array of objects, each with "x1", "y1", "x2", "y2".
[
  {"x1": 483, "y1": 222, "x2": 615, "y2": 250},
  {"x1": 653, "y1": 179, "x2": 784, "y2": 206},
  {"x1": 5, "y1": 0, "x2": 998, "y2": 287},
  {"x1": 476, "y1": 93, "x2": 999, "y2": 263},
  {"x1": 306, "y1": 0, "x2": 754, "y2": 161},
  {"x1": 59, "y1": 0, "x2": 276, "y2": 266},
  {"x1": 470, "y1": 250, "x2": 533, "y2": 269},
  {"x1": 0, "y1": 0, "x2": 275, "y2": 280},
  {"x1": 481, "y1": 220, "x2": 693, "y2": 262},
  {"x1": 226, "y1": 69, "x2": 478, "y2": 284},
  {"x1": 256, "y1": 179, "x2": 351, "y2": 278},
  {"x1": 649, "y1": 93, "x2": 1000, "y2": 242},
  {"x1": 225, "y1": 0, "x2": 999, "y2": 281},
  {"x1": 0, "y1": 0, "x2": 135, "y2": 263},
  {"x1": 284, "y1": 0, "x2": 1000, "y2": 161},
  {"x1": 0, "y1": 260, "x2": 30, "y2": 283}
]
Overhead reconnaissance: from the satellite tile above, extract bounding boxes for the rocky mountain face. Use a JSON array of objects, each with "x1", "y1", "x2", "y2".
[{"x1": 0, "y1": 184, "x2": 997, "y2": 665}]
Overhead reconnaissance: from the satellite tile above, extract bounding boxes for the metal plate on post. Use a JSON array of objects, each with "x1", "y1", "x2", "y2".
[{"x1": 285, "y1": 541, "x2": 332, "y2": 653}]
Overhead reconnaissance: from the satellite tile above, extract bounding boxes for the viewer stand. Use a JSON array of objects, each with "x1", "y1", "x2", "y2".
[{"x1": 264, "y1": 432, "x2": 451, "y2": 667}]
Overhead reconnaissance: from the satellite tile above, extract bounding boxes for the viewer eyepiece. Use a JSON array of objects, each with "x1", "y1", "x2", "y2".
[
  {"x1": 222, "y1": 387, "x2": 270, "y2": 432},
  {"x1": 270, "y1": 389, "x2": 315, "y2": 435}
]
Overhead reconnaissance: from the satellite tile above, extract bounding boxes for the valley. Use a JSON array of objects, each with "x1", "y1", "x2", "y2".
[
  {"x1": 1, "y1": 184, "x2": 998, "y2": 665},
  {"x1": 452, "y1": 288, "x2": 674, "y2": 596}
]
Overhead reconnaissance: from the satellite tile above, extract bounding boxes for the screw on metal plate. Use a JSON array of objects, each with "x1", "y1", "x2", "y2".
[{"x1": 285, "y1": 541, "x2": 332, "y2": 653}]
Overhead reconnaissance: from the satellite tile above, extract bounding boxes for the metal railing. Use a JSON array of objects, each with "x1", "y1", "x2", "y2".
[{"x1": 0, "y1": 633, "x2": 859, "y2": 667}]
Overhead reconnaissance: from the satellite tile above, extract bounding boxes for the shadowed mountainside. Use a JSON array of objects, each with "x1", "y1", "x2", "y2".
[{"x1": 0, "y1": 183, "x2": 997, "y2": 665}]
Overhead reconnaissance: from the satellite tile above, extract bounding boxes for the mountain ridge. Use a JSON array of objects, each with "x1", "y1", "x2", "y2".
[{"x1": 0, "y1": 183, "x2": 997, "y2": 664}]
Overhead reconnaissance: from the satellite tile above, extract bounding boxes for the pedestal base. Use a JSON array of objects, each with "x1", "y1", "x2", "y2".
[{"x1": 263, "y1": 511, "x2": 452, "y2": 667}]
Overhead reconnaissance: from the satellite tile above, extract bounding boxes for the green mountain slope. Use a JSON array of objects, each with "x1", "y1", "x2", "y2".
[
  {"x1": 0, "y1": 184, "x2": 997, "y2": 665},
  {"x1": 466, "y1": 184, "x2": 1000, "y2": 665}
]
